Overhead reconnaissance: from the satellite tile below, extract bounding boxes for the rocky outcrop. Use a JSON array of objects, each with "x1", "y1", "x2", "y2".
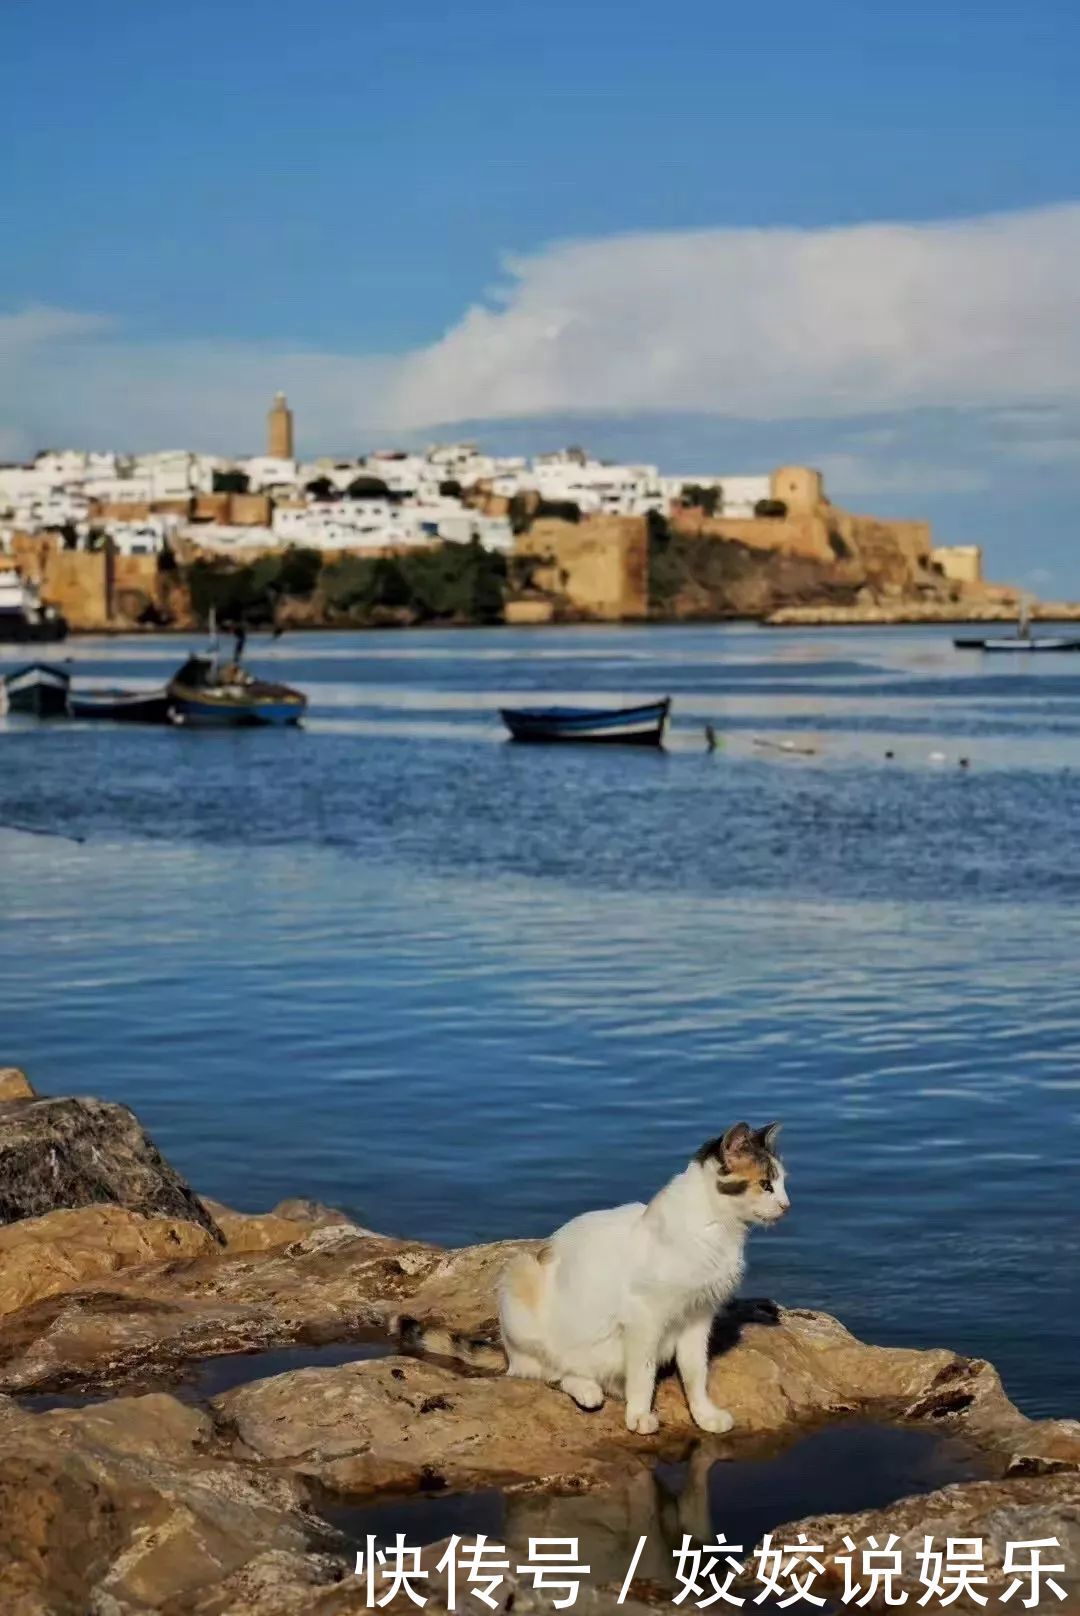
[
  {"x1": 0, "y1": 1077, "x2": 1077, "y2": 1613},
  {"x1": 775, "y1": 1471, "x2": 1080, "y2": 1607},
  {"x1": 0, "y1": 1392, "x2": 335, "y2": 1615},
  {"x1": 0, "y1": 1094, "x2": 222, "y2": 1239},
  {"x1": 202, "y1": 1198, "x2": 361, "y2": 1255},
  {"x1": 0, "y1": 1205, "x2": 218, "y2": 1318},
  {"x1": 2, "y1": 1220, "x2": 1078, "y2": 1485},
  {"x1": 0, "y1": 1066, "x2": 34, "y2": 1101}
]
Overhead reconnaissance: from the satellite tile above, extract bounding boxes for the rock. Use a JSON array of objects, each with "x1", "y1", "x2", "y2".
[
  {"x1": 1, "y1": 1225, "x2": 1077, "y2": 1482},
  {"x1": 0, "y1": 1095, "x2": 223, "y2": 1240},
  {"x1": 271, "y1": 1197, "x2": 360, "y2": 1228},
  {"x1": 216, "y1": 1354, "x2": 636, "y2": 1495},
  {"x1": 773, "y1": 1470, "x2": 1080, "y2": 1607},
  {"x1": 0, "y1": 1230, "x2": 510, "y2": 1396},
  {"x1": 214, "y1": 1326, "x2": 1080, "y2": 1503},
  {"x1": 0, "y1": 1066, "x2": 34, "y2": 1101},
  {"x1": 0, "y1": 1392, "x2": 336, "y2": 1614},
  {"x1": 202, "y1": 1202, "x2": 325, "y2": 1254},
  {"x1": 0, "y1": 1205, "x2": 217, "y2": 1317},
  {"x1": 202, "y1": 1197, "x2": 364, "y2": 1254}
]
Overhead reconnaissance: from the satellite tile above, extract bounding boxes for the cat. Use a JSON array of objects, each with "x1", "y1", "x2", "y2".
[{"x1": 498, "y1": 1121, "x2": 787, "y2": 1435}]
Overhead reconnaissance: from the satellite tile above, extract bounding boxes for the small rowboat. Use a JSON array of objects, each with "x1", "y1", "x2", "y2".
[
  {"x1": 168, "y1": 654, "x2": 306, "y2": 728},
  {"x1": 2, "y1": 662, "x2": 71, "y2": 717},
  {"x1": 953, "y1": 635, "x2": 1080, "y2": 653},
  {"x1": 500, "y1": 697, "x2": 671, "y2": 746},
  {"x1": 69, "y1": 687, "x2": 172, "y2": 723}
]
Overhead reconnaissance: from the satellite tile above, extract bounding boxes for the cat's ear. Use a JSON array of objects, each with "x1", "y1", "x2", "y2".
[
  {"x1": 720, "y1": 1122, "x2": 754, "y2": 1165},
  {"x1": 756, "y1": 1121, "x2": 782, "y2": 1153}
]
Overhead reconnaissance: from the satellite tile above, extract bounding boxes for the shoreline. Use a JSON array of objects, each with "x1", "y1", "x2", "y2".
[{"x1": 40, "y1": 604, "x2": 1080, "y2": 638}]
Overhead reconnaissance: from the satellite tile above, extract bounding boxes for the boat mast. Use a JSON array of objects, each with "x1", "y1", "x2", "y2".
[
  {"x1": 1018, "y1": 592, "x2": 1032, "y2": 641},
  {"x1": 208, "y1": 605, "x2": 220, "y2": 675}
]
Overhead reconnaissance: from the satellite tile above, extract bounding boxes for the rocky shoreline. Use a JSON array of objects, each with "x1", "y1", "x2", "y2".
[
  {"x1": 1, "y1": 1071, "x2": 1078, "y2": 1613},
  {"x1": 766, "y1": 602, "x2": 1080, "y2": 627}
]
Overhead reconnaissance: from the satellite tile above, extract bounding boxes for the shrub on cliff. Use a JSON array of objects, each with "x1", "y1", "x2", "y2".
[
  {"x1": 754, "y1": 498, "x2": 788, "y2": 518},
  {"x1": 680, "y1": 483, "x2": 720, "y2": 516},
  {"x1": 321, "y1": 541, "x2": 506, "y2": 625},
  {"x1": 184, "y1": 546, "x2": 323, "y2": 626}
]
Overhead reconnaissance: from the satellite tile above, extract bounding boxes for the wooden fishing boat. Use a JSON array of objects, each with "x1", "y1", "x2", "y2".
[
  {"x1": 499, "y1": 696, "x2": 671, "y2": 746},
  {"x1": 68, "y1": 687, "x2": 172, "y2": 723},
  {"x1": 2, "y1": 661, "x2": 71, "y2": 717},
  {"x1": 953, "y1": 634, "x2": 1080, "y2": 653},
  {"x1": 167, "y1": 654, "x2": 306, "y2": 728}
]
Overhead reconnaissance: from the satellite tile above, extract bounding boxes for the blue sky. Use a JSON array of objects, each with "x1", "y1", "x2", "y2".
[{"x1": 4, "y1": 0, "x2": 1080, "y2": 589}]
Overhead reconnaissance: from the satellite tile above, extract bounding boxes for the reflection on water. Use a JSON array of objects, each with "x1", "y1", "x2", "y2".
[
  {"x1": 325, "y1": 1422, "x2": 988, "y2": 1595},
  {"x1": 1, "y1": 626, "x2": 1079, "y2": 1416}
]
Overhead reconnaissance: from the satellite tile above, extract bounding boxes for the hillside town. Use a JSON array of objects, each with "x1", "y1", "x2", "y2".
[
  {"x1": 0, "y1": 392, "x2": 1008, "y2": 634},
  {"x1": 0, "y1": 392, "x2": 781, "y2": 561}
]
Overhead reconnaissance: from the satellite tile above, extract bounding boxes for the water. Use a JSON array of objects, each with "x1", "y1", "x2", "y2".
[
  {"x1": 2, "y1": 625, "x2": 1079, "y2": 1417},
  {"x1": 325, "y1": 1422, "x2": 989, "y2": 1612}
]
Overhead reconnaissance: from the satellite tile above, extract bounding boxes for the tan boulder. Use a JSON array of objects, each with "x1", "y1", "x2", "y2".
[
  {"x1": 0, "y1": 1205, "x2": 217, "y2": 1317},
  {"x1": 0, "y1": 1392, "x2": 335, "y2": 1615},
  {"x1": 0, "y1": 1066, "x2": 34, "y2": 1101},
  {"x1": 202, "y1": 1196, "x2": 364, "y2": 1254},
  {"x1": 774, "y1": 1470, "x2": 1080, "y2": 1608}
]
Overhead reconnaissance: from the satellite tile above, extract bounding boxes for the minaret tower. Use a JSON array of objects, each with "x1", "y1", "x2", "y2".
[{"x1": 267, "y1": 391, "x2": 294, "y2": 459}]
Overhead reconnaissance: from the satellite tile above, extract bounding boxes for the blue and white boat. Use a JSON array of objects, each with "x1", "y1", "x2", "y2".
[
  {"x1": 167, "y1": 652, "x2": 306, "y2": 728},
  {"x1": 2, "y1": 661, "x2": 71, "y2": 717},
  {"x1": 500, "y1": 696, "x2": 671, "y2": 746}
]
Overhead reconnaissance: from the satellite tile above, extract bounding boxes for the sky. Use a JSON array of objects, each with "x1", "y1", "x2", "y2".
[{"x1": 3, "y1": 0, "x2": 1080, "y2": 589}]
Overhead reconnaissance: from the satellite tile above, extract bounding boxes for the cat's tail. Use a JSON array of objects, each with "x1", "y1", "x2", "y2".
[{"x1": 498, "y1": 1243, "x2": 555, "y2": 1380}]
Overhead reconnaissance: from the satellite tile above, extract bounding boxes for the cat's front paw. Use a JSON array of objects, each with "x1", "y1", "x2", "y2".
[
  {"x1": 692, "y1": 1403, "x2": 734, "y2": 1435},
  {"x1": 626, "y1": 1409, "x2": 660, "y2": 1436}
]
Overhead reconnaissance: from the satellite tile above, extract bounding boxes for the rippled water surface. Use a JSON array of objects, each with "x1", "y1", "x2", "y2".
[{"x1": 2, "y1": 625, "x2": 1078, "y2": 1415}]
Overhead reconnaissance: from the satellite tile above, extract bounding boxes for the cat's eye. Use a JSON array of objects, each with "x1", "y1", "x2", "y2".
[{"x1": 760, "y1": 1180, "x2": 773, "y2": 1193}]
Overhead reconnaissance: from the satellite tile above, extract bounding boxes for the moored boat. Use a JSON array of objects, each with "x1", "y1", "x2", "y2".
[
  {"x1": 953, "y1": 634, "x2": 1080, "y2": 652},
  {"x1": 2, "y1": 662, "x2": 71, "y2": 717},
  {"x1": 167, "y1": 653, "x2": 306, "y2": 727},
  {"x1": 0, "y1": 572, "x2": 67, "y2": 643},
  {"x1": 499, "y1": 697, "x2": 671, "y2": 746},
  {"x1": 69, "y1": 687, "x2": 172, "y2": 723}
]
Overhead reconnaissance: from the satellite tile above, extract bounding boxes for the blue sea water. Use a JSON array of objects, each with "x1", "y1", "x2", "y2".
[{"x1": 1, "y1": 624, "x2": 1078, "y2": 1417}]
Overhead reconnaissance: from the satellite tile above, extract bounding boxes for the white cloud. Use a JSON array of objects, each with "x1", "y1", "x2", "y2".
[
  {"x1": 3, "y1": 203, "x2": 1080, "y2": 457},
  {"x1": 0, "y1": 305, "x2": 111, "y2": 351},
  {"x1": 383, "y1": 203, "x2": 1080, "y2": 427}
]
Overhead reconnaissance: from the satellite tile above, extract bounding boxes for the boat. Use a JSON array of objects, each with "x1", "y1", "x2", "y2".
[
  {"x1": 0, "y1": 571, "x2": 67, "y2": 643},
  {"x1": 167, "y1": 653, "x2": 306, "y2": 727},
  {"x1": 499, "y1": 697, "x2": 671, "y2": 746},
  {"x1": 954, "y1": 594, "x2": 1080, "y2": 653},
  {"x1": 68, "y1": 687, "x2": 172, "y2": 723},
  {"x1": 2, "y1": 662, "x2": 71, "y2": 717},
  {"x1": 953, "y1": 634, "x2": 1080, "y2": 653}
]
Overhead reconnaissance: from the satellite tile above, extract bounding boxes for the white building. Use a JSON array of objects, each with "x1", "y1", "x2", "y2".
[
  {"x1": 239, "y1": 456, "x2": 301, "y2": 492},
  {"x1": 102, "y1": 514, "x2": 175, "y2": 555}
]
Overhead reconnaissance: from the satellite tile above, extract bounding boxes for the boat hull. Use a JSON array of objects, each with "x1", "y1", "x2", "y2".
[
  {"x1": 954, "y1": 637, "x2": 1080, "y2": 652},
  {"x1": 2, "y1": 662, "x2": 71, "y2": 717},
  {"x1": 0, "y1": 612, "x2": 68, "y2": 644},
  {"x1": 169, "y1": 690, "x2": 305, "y2": 727},
  {"x1": 500, "y1": 698, "x2": 670, "y2": 746},
  {"x1": 69, "y1": 688, "x2": 172, "y2": 723}
]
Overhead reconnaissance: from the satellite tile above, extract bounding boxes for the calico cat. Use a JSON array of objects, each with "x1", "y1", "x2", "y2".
[{"x1": 498, "y1": 1122, "x2": 787, "y2": 1434}]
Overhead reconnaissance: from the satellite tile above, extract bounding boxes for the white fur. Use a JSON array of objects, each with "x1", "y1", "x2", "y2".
[{"x1": 499, "y1": 1148, "x2": 788, "y2": 1435}]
